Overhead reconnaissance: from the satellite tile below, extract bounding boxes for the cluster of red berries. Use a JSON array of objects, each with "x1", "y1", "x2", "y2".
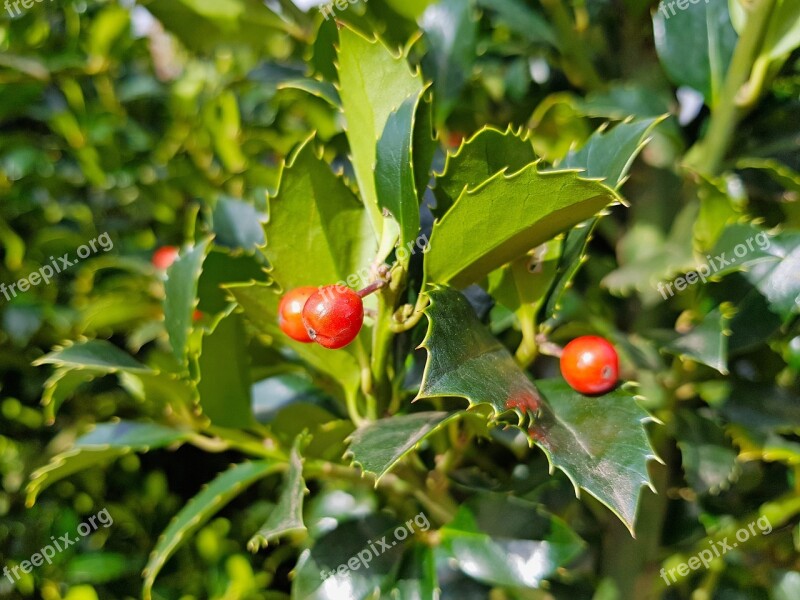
[
  {"x1": 279, "y1": 285, "x2": 365, "y2": 349},
  {"x1": 559, "y1": 335, "x2": 619, "y2": 395}
]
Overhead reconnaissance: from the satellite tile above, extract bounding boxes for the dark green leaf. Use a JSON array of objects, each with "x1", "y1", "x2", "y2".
[
  {"x1": 663, "y1": 305, "x2": 734, "y2": 374},
  {"x1": 675, "y1": 409, "x2": 738, "y2": 494},
  {"x1": 531, "y1": 380, "x2": 658, "y2": 533},
  {"x1": 212, "y1": 197, "x2": 266, "y2": 250},
  {"x1": 347, "y1": 411, "x2": 461, "y2": 479},
  {"x1": 417, "y1": 287, "x2": 542, "y2": 419},
  {"x1": 143, "y1": 460, "x2": 284, "y2": 599},
  {"x1": 248, "y1": 437, "x2": 308, "y2": 550}
]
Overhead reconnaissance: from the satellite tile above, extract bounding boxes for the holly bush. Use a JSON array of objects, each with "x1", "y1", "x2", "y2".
[{"x1": 1, "y1": 0, "x2": 800, "y2": 598}]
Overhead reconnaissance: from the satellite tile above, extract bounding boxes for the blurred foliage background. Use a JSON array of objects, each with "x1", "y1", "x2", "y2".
[{"x1": 0, "y1": 0, "x2": 799, "y2": 599}]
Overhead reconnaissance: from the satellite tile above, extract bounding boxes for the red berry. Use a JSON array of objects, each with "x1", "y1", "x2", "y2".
[
  {"x1": 302, "y1": 285, "x2": 364, "y2": 350},
  {"x1": 560, "y1": 336, "x2": 619, "y2": 395},
  {"x1": 192, "y1": 309, "x2": 203, "y2": 323},
  {"x1": 278, "y1": 287, "x2": 317, "y2": 343},
  {"x1": 152, "y1": 246, "x2": 180, "y2": 271}
]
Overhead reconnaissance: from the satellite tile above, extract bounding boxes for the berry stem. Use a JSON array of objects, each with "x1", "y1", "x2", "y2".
[{"x1": 357, "y1": 279, "x2": 387, "y2": 298}]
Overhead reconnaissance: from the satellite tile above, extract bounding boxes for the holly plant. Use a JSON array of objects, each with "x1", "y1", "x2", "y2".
[{"x1": 12, "y1": 0, "x2": 800, "y2": 599}]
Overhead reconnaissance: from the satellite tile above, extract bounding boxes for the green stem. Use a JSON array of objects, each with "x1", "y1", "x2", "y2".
[
  {"x1": 684, "y1": 0, "x2": 776, "y2": 175},
  {"x1": 540, "y1": 0, "x2": 603, "y2": 91},
  {"x1": 514, "y1": 304, "x2": 539, "y2": 368}
]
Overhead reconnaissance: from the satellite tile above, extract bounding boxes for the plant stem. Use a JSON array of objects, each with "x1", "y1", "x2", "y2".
[
  {"x1": 684, "y1": 0, "x2": 776, "y2": 175},
  {"x1": 514, "y1": 304, "x2": 538, "y2": 368}
]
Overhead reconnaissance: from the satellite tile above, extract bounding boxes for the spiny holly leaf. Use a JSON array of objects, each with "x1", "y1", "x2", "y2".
[
  {"x1": 278, "y1": 78, "x2": 341, "y2": 107},
  {"x1": 27, "y1": 421, "x2": 189, "y2": 506},
  {"x1": 675, "y1": 409, "x2": 739, "y2": 494},
  {"x1": 737, "y1": 158, "x2": 800, "y2": 193},
  {"x1": 424, "y1": 166, "x2": 619, "y2": 288},
  {"x1": 653, "y1": 0, "x2": 737, "y2": 107},
  {"x1": 248, "y1": 436, "x2": 308, "y2": 551},
  {"x1": 557, "y1": 117, "x2": 665, "y2": 189},
  {"x1": 41, "y1": 368, "x2": 98, "y2": 424},
  {"x1": 225, "y1": 282, "x2": 361, "y2": 398},
  {"x1": 337, "y1": 26, "x2": 424, "y2": 237},
  {"x1": 34, "y1": 339, "x2": 152, "y2": 374},
  {"x1": 262, "y1": 138, "x2": 376, "y2": 292},
  {"x1": 530, "y1": 380, "x2": 658, "y2": 534},
  {"x1": 416, "y1": 287, "x2": 542, "y2": 420},
  {"x1": 375, "y1": 88, "x2": 434, "y2": 249},
  {"x1": 143, "y1": 460, "x2": 284, "y2": 600},
  {"x1": 346, "y1": 411, "x2": 461, "y2": 480},
  {"x1": 432, "y1": 126, "x2": 537, "y2": 218},
  {"x1": 421, "y1": 0, "x2": 478, "y2": 125},
  {"x1": 440, "y1": 495, "x2": 584, "y2": 589},
  {"x1": 543, "y1": 219, "x2": 597, "y2": 319},
  {"x1": 662, "y1": 304, "x2": 734, "y2": 374},
  {"x1": 197, "y1": 312, "x2": 254, "y2": 429},
  {"x1": 164, "y1": 237, "x2": 212, "y2": 367}
]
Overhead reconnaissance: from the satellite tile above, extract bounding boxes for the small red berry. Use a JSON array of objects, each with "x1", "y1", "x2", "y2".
[
  {"x1": 152, "y1": 246, "x2": 180, "y2": 271},
  {"x1": 278, "y1": 287, "x2": 317, "y2": 343},
  {"x1": 192, "y1": 309, "x2": 203, "y2": 323},
  {"x1": 302, "y1": 285, "x2": 364, "y2": 350},
  {"x1": 560, "y1": 336, "x2": 619, "y2": 395}
]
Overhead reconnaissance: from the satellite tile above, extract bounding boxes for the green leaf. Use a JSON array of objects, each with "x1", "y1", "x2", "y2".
[
  {"x1": 278, "y1": 79, "x2": 342, "y2": 107},
  {"x1": 143, "y1": 460, "x2": 284, "y2": 599},
  {"x1": 417, "y1": 287, "x2": 543, "y2": 419},
  {"x1": 425, "y1": 166, "x2": 620, "y2": 288},
  {"x1": 34, "y1": 339, "x2": 152, "y2": 374},
  {"x1": 475, "y1": 0, "x2": 557, "y2": 46},
  {"x1": 197, "y1": 312, "x2": 254, "y2": 429},
  {"x1": 346, "y1": 411, "x2": 461, "y2": 479},
  {"x1": 758, "y1": 0, "x2": 800, "y2": 59},
  {"x1": 226, "y1": 282, "x2": 361, "y2": 396},
  {"x1": 440, "y1": 495, "x2": 584, "y2": 588},
  {"x1": 66, "y1": 553, "x2": 136, "y2": 584},
  {"x1": 393, "y1": 546, "x2": 438, "y2": 600},
  {"x1": 737, "y1": 157, "x2": 800, "y2": 193},
  {"x1": 432, "y1": 126, "x2": 537, "y2": 219},
  {"x1": 420, "y1": 0, "x2": 478, "y2": 124},
  {"x1": 740, "y1": 231, "x2": 800, "y2": 320},
  {"x1": 375, "y1": 89, "x2": 434, "y2": 249},
  {"x1": 486, "y1": 242, "x2": 560, "y2": 313},
  {"x1": 542, "y1": 220, "x2": 596, "y2": 319},
  {"x1": 164, "y1": 237, "x2": 212, "y2": 366},
  {"x1": 337, "y1": 26, "x2": 424, "y2": 236},
  {"x1": 262, "y1": 138, "x2": 376, "y2": 291},
  {"x1": 291, "y1": 515, "x2": 405, "y2": 600},
  {"x1": 26, "y1": 421, "x2": 189, "y2": 506},
  {"x1": 530, "y1": 380, "x2": 658, "y2": 533},
  {"x1": 662, "y1": 305, "x2": 734, "y2": 374},
  {"x1": 248, "y1": 437, "x2": 308, "y2": 551},
  {"x1": 652, "y1": 0, "x2": 737, "y2": 107},
  {"x1": 41, "y1": 368, "x2": 98, "y2": 424},
  {"x1": 557, "y1": 117, "x2": 665, "y2": 189},
  {"x1": 212, "y1": 197, "x2": 266, "y2": 251},
  {"x1": 675, "y1": 409, "x2": 738, "y2": 494}
]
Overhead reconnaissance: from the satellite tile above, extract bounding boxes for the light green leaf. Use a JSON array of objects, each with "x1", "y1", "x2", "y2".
[
  {"x1": 248, "y1": 437, "x2": 308, "y2": 551},
  {"x1": 653, "y1": 0, "x2": 737, "y2": 107},
  {"x1": 278, "y1": 78, "x2": 341, "y2": 107},
  {"x1": 558, "y1": 117, "x2": 665, "y2": 189},
  {"x1": 26, "y1": 421, "x2": 189, "y2": 506},
  {"x1": 34, "y1": 339, "x2": 152, "y2": 374},
  {"x1": 337, "y1": 26, "x2": 424, "y2": 236},
  {"x1": 417, "y1": 287, "x2": 543, "y2": 419},
  {"x1": 143, "y1": 460, "x2": 284, "y2": 599},
  {"x1": 197, "y1": 312, "x2": 254, "y2": 429},
  {"x1": 262, "y1": 138, "x2": 376, "y2": 291},
  {"x1": 487, "y1": 242, "x2": 560, "y2": 314},
  {"x1": 346, "y1": 411, "x2": 461, "y2": 479},
  {"x1": 425, "y1": 166, "x2": 619, "y2": 288},
  {"x1": 41, "y1": 368, "x2": 98, "y2": 424},
  {"x1": 432, "y1": 126, "x2": 537, "y2": 218},
  {"x1": 531, "y1": 380, "x2": 658, "y2": 533},
  {"x1": 164, "y1": 237, "x2": 213, "y2": 366}
]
